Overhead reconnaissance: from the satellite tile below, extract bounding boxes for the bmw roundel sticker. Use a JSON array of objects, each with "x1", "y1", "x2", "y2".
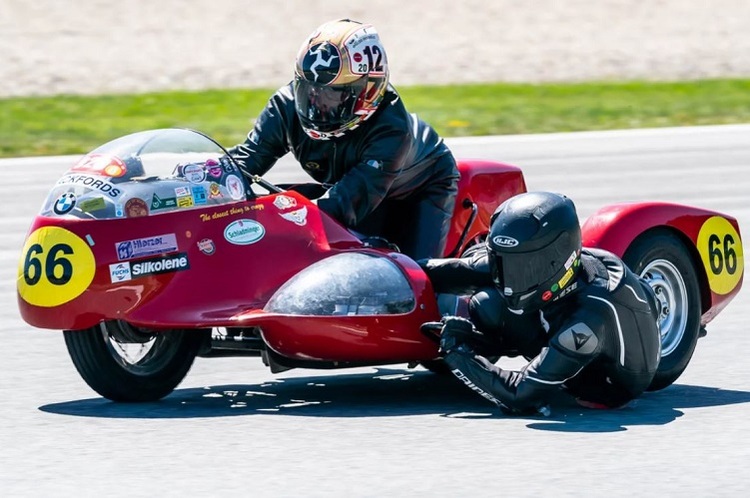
[
  {"x1": 54, "y1": 192, "x2": 77, "y2": 215},
  {"x1": 492, "y1": 235, "x2": 519, "y2": 248}
]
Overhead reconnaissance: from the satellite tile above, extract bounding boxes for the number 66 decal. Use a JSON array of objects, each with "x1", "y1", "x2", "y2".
[
  {"x1": 17, "y1": 226, "x2": 96, "y2": 307},
  {"x1": 697, "y1": 216, "x2": 744, "y2": 295}
]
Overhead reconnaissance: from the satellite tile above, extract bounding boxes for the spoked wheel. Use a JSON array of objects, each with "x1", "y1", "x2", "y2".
[
  {"x1": 624, "y1": 230, "x2": 701, "y2": 391},
  {"x1": 63, "y1": 321, "x2": 208, "y2": 402}
]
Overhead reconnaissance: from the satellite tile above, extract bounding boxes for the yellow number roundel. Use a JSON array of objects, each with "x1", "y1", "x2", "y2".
[
  {"x1": 697, "y1": 216, "x2": 744, "y2": 295},
  {"x1": 17, "y1": 227, "x2": 96, "y2": 307}
]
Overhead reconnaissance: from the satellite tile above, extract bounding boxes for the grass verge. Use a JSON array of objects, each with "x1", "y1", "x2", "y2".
[{"x1": 1, "y1": 79, "x2": 749, "y2": 157}]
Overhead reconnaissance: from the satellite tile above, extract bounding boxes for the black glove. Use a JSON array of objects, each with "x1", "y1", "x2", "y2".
[{"x1": 439, "y1": 316, "x2": 479, "y2": 354}]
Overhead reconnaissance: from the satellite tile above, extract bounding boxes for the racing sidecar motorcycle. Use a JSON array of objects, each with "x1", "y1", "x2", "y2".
[{"x1": 17, "y1": 129, "x2": 744, "y2": 401}]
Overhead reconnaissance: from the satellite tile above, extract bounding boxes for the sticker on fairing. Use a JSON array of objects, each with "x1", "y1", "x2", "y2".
[
  {"x1": 116, "y1": 233, "x2": 178, "y2": 261},
  {"x1": 225, "y1": 175, "x2": 245, "y2": 200},
  {"x1": 183, "y1": 164, "x2": 207, "y2": 183},
  {"x1": 697, "y1": 216, "x2": 744, "y2": 295},
  {"x1": 273, "y1": 195, "x2": 297, "y2": 210},
  {"x1": 280, "y1": 206, "x2": 308, "y2": 226},
  {"x1": 18, "y1": 227, "x2": 96, "y2": 307},
  {"x1": 344, "y1": 26, "x2": 386, "y2": 75},
  {"x1": 56, "y1": 174, "x2": 122, "y2": 198},
  {"x1": 224, "y1": 219, "x2": 265, "y2": 245}
]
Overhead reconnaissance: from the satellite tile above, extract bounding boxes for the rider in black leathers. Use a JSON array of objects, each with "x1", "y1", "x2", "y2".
[
  {"x1": 421, "y1": 192, "x2": 662, "y2": 413},
  {"x1": 227, "y1": 19, "x2": 458, "y2": 260}
]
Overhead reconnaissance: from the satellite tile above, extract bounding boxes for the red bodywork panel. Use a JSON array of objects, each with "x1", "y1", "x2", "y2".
[
  {"x1": 19, "y1": 191, "x2": 363, "y2": 330},
  {"x1": 582, "y1": 202, "x2": 744, "y2": 324},
  {"x1": 444, "y1": 160, "x2": 527, "y2": 256},
  {"x1": 234, "y1": 254, "x2": 441, "y2": 362}
]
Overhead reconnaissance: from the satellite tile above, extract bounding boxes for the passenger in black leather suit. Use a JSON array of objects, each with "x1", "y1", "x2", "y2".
[
  {"x1": 227, "y1": 19, "x2": 458, "y2": 260},
  {"x1": 421, "y1": 192, "x2": 662, "y2": 413}
]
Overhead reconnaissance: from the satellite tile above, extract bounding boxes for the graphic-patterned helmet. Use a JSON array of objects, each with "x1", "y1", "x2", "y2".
[{"x1": 294, "y1": 19, "x2": 389, "y2": 140}]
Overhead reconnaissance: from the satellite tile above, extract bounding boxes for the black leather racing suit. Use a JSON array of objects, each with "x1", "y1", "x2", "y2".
[
  {"x1": 423, "y1": 247, "x2": 662, "y2": 411},
  {"x1": 227, "y1": 83, "x2": 459, "y2": 260}
]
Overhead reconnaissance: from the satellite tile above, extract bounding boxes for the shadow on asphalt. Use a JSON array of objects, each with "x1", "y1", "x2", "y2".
[{"x1": 39, "y1": 367, "x2": 750, "y2": 432}]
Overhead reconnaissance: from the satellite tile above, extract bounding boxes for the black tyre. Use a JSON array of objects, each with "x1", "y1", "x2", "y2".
[
  {"x1": 623, "y1": 230, "x2": 702, "y2": 391},
  {"x1": 63, "y1": 321, "x2": 208, "y2": 402}
]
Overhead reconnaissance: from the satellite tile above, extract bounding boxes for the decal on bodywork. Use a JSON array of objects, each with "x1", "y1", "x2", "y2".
[
  {"x1": 116, "y1": 233, "x2": 178, "y2": 261},
  {"x1": 697, "y1": 216, "x2": 744, "y2": 295},
  {"x1": 224, "y1": 219, "x2": 265, "y2": 245},
  {"x1": 109, "y1": 253, "x2": 190, "y2": 282},
  {"x1": 18, "y1": 227, "x2": 96, "y2": 307},
  {"x1": 280, "y1": 206, "x2": 308, "y2": 226}
]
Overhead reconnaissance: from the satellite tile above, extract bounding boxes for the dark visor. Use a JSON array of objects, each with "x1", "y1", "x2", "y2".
[
  {"x1": 294, "y1": 77, "x2": 367, "y2": 132},
  {"x1": 493, "y1": 233, "x2": 572, "y2": 294}
]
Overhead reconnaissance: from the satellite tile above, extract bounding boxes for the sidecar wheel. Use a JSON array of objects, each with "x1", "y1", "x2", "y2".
[
  {"x1": 63, "y1": 322, "x2": 208, "y2": 402},
  {"x1": 623, "y1": 230, "x2": 701, "y2": 391}
]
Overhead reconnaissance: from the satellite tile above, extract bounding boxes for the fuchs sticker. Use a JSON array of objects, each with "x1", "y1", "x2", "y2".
[
  {"x1": 280, "y1": 206, "x2": 308, "y2": 226},
  {"x1": 273, "y1": 195, "x2": 297, "y2": 210},
  {"x1": 224, "y1": 219, "x2": 265, "y2": 245},
  {"x1": 56, "y1": 174, "x2": 121, "y2": 198},
  {"x1": 130, "y1": 253, "x2": 190, "y2": 277},
  {"x1": 492, "y1": 235, "x2": 519, "y2": 248},
  {"x1": 197, "y1": 238, "x2": 216, "y2": 255},
  {"x1": 116, "y1": 233, "x2": 178, "y2": 260},
  {"x1": 225, "y1": 175, "x2": 245, "y2": 200},
  {"x1": 109, "y1": 262, "x2": 132, "y2": 283},
  {"x1": 53, "y1": 192, "x2": 77, "y2": 214}
]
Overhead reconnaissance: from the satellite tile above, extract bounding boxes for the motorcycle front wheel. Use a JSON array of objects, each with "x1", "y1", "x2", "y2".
[{"x1": 63, "y1": 322, "x2": 208, "y2": 402}]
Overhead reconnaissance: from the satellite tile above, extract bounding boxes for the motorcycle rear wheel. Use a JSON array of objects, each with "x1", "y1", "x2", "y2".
[{"x1": 63, "y1": 322, "x2": 207, "y2": 402}]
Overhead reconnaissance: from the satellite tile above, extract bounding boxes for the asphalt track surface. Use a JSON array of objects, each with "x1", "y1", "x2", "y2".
[{"x1": 1, "y1": 125, "x2": 749, "y2": 497}]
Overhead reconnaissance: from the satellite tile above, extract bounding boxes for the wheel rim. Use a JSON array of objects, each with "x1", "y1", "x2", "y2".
[
  {"x1": 100, "y1": 322, "x2": 183, "y2": 376},
  {"x1": 640, "y1": 259, "x2": 688, "y2": 357}
]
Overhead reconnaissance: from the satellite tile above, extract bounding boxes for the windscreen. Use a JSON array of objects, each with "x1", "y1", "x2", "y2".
[{"x1": 41, "y1": 129, "x2": 248, "y2": 219}]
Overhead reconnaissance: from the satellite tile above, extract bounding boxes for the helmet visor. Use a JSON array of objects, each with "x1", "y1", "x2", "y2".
[
  {"x1": 492, "y1": 233, "x2": 574, "y2": 295},
  {"x1": 294, "y1": 76, "x2": 367, "y2": 132}
]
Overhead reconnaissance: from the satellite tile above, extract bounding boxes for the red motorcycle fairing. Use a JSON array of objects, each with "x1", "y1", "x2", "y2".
[
  {"x1": 233, "y1": 253, "x2": 441, "y2": 362},
  {"x1": 445, "y1": 160, "x2": 527, "y2": 255},
  {"x1": 18, "y1": 190, "x2": 365, "y2": 331},
  {"x1": 581, "y1": 201, "x2": 744, "y2": 323}
]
